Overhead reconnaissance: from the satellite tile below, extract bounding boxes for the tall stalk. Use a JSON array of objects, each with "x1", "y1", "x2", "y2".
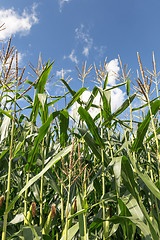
[
  {"x1": 83, "y1": 168, "x2": 87, "y2": 240},
  {"x1": 24, "y1": 172, "x2": 30, "y2": 225},
  {"x1": 40, "y1": 138, "x2": 45, "y2": 226},
  {"x1": 100, "y1": 108, "x2": 109, "y2": 240},
  {"x1": 2, "y1": 51, "x2": 18, "y2": 240},
  {"x1": 61, "y1": 175, "x2": 64, "y2": 231},
  {"x1": 65, "y1": 170, "x2": 71, "y2": 240},
  {"x1": 137, "y1": 53, "x2": 160, "y2": 176}
]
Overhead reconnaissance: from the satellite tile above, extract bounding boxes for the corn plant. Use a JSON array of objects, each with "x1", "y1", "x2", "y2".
[{"x1": 0, "y1": 36, "x2": 160, "y2": 240}]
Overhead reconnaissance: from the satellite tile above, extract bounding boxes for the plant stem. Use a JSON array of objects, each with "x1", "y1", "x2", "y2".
[
  {"x1": 65, "y1": 170, "x2": 71, "y2": 240},
  {"x1": 2, "y1": 86, "x2": 17, "y2": 240},
  {"x1": 83, "y1": 168, "x2": 87, "y2": 240},
  {"x1": 100, "y1": 108, "x2": 109, "y2": 240},
  {"x1": 61, "y1": 175, "x2": 64, "y2": 231},
  {"x1": 24, "y1": 172, "x2": 30, "y2": 225},
  {"x1": 40, "y1": 138, "x2": 45, "y2": 227}
]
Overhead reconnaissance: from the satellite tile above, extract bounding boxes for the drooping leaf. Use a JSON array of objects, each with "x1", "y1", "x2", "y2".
[
  {"x1": 78, "y1": 106, "x2": 105, "y2": 148},
  {"x1": 131, "y1": 100, "x2": 160, "y2": 151},
  {"x1": 78, "y1": 128, "x2": 102, "y2": 161},
  {"x1": 103, "y1": 93, "x2": 136, "y2": 126},
  {"x1": 109, "y1": 216, "x2": 152, "y2": 240},
  {"x1": 85, "y1": 86, "x2": 98, "y2": 112},
  {"x1": 121, "y1": 155, "x2": 160, "y2": 239},
  {"x1": 121, "y1": 192, "x2": 144, "y2": 221},
  {"x1": 0, "y1": 108, "x2": 13, "y2": 120},
  {"x1": 66, "y1": 87, "x2": 87, "y2": 110}
]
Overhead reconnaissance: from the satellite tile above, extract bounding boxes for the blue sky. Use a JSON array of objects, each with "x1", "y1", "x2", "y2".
[{"x1": 0, "y1": 0, "x2": 160, "y2": 113}]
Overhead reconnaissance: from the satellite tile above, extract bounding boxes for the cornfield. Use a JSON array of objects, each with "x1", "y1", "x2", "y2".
[{"x1": 0, "y1": 37, "x2": 160, "y2": 240}]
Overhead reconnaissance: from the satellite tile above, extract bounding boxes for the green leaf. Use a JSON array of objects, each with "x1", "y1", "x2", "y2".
[
  {"x1": 97, "y1": 87, "x2": 111, "y2": 125},
  {"x1": 109, "y1": 216, "x2": 152, "y2": 240},
  {"x1": 60, "y1": 222, "x2": 79, "y2": 240},
  {"x1": 66, "y1": 87, "x2": 87, "y2": 110},
  {"x1": 27, "y1": 111, "x2": 60, "y2": 168},
  {"x1": 104, "y1": 82, "x2": 126, "y2": 92},
  {"x1": 103, "y1": 93, "x2": 136, "y2": 126},
  {"x1": 146, "y1": 126, "x2": 160, "y2": 142},
  {"x1": 102, "y1": 90, "x2": 111, "y2": 124},
  {"x1": 103, "y1": 73, "x2": 108, "y2": 89},
  {"x1": 108, "y1": 157, "x2": 122, "y2": 194},
  {"x1": 121, "y1": 192, "x2": 144, "y2": 221},
  {"x1": 23, "y1": 225, "x2": 42, "y2": 240},
  {"x1": 78, "y1": 106, "x2": 105, "y2": 148},
  {"x1": 132, "y1": 96, "x2": 160, "y2": 112},
  {"x1": 136, "y1": 169, "x2": 160, "y2": 201},
  {"x1": 126, "y1": 78, "x2": 130, "y2": 96},
  {"x1": 78, "y1": 128, "x2": 102, "y2": 161},
  {"x1": 6, "y1": 144, "x2": 73, "y2": 213},
  {"x1": 30, "y1": 61, "x2": 54, "y2": 122},
  {"x1": 69, "y1": 193, "x2": 116, "y2": 220},
  {"x1": 0, "y1": 115, "x2": 11, "y2": 142},
  {"x1": 45, "y1": 170, "x2": 62, "y2": 196},
  {"x1": 38, "y1": 93, "x2": 47, "y2": 110},
  {"x1": 0, "y1": 108, "x2": 13, "y2": 120},
  {"x1": 131, "y1": 100, "x2": 160, "y2": 151},
  {"x1": 60, "y1": 79, "x2": 76, "y2": 96},
  {"x1": 121, "y1": 156, "x2": 138, "y2": 199},
  {"x1": 122, "y1": 155, "x2": 160, "y2": 239},
  {"x1": 60, "y1": 109, "x2": 69, "y2": 148},
  {"x1": 85, "y1": 86, "x2": 98, "y2": 112}
]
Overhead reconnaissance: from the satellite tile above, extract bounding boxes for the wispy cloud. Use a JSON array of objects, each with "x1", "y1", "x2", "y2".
[
  {"x1": 64, "y1": 49, "x2": 78, "y2": 64},
  {"x1": 0, "y1": 4, "x2": 38, "y2": 40},
  {"x1": 75, "y1": 24, "x2": 93, "y2": 57},
  {"x1": 94, "y1": 46, "x2": 107, "y2": 59},
  {"x1": 56, "y1": 69, "x2": 72, "y2": 78},
  {"x1": 58, "y1": 0, "x2": 71, "y2": 12}
]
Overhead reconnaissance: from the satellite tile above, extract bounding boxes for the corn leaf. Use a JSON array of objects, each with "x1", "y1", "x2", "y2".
[{"x1": 78, "y1": 106, "x2": 105, "y2": 148}]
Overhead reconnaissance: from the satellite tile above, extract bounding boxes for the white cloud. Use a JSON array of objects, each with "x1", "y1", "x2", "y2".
[
  {"x1": 106, "y1": 59, "x2": 120, "y2": 86},
  {"x1": 64, "y1": 49, "x2": 78, "y2": 64},
  {"x1": 111, "y1": 88, "x2": 125, "y2": 112},
  {"x1": 0, "y1": 4, "x2": 38, "y2": 40},
  {"x1": 82, "y1": 47, "x2": 89, "y2": 57},
  {"x1": 56, "y1": 69, "x2": 72, "y2": 78},
  {"x1": 75, "y1": 24, "x2": 93, "y2": 57},
  {"x1": 59, "y1": 0, "x2": 71, "y2": 12}
]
